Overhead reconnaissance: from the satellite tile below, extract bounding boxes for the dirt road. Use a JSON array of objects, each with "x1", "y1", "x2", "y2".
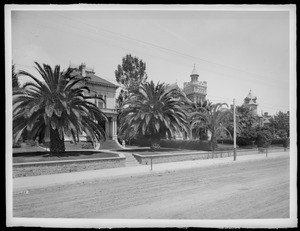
[{"x1": 13, "y1": 155, "x2": 289, "y2": 219}]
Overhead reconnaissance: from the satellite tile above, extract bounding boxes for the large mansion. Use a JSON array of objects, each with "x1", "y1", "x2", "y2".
[{"x1": 70, "y1": 63, "x2": 119, "y2": 141}]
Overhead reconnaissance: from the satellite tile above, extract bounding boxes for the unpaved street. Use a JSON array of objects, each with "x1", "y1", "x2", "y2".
[{"x1": 13, "y1": 155, "x2": 290, "y2": 219}]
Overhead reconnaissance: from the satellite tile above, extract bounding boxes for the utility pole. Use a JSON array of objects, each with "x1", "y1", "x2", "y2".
[{"x1": 233, "y1": 98, "x2": 237, "y2": 161}]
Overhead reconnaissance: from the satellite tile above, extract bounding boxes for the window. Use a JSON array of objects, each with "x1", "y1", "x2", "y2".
[{"x1": 98, "y1": 94, "x2": 104, "y2": 109}]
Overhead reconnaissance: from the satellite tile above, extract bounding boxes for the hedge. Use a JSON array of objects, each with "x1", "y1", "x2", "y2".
[
  {"x1": 217, "y1": 139, "x2": 233, "y2": 145},
  {"x1": 160, "y1": 139, "x2": 212, "y2": 151},
  {"x1": 271, "y1": 138, "x2": 289, "y2": 147},
  {"x1": 236, "y1": 137, "x2": 255, "y2": 146}
]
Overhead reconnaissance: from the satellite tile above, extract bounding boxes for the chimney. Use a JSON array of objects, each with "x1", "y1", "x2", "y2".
[{"x1": 81, "y1": 63, "x2": 86, "y2": 77}]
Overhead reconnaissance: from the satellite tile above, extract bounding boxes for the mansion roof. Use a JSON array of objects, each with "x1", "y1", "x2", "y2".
[{"x1": 70, "y1": 64, "x2": 119, "y2": 89}]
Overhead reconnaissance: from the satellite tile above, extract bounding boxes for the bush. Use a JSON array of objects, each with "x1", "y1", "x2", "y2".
[
  {"x1": 282, "y1": 138, "x2": 289, "y2": 148},
  {"x1": 256, "y1": 129, "x2": 274, "y2": 148},
  {"x1": 26, "y1": 140, "x2": 38, "y2": 146},
  {"x1": 217, "y1": 139, "x2": 233, "y2": 145},
  {"x1": 81, "y1": 142, "x2": 94, "y2": 149},
  {"x1": 271, "y1": 138, "x2": 289, "y2": 147},
  {"x1": 13, "y1": 141, "x2": 21, "y2": 148},
  {"x1": 127, "y1": 136, "x2": 152, "y2": 147},
  {"x1": 236, "y1": 137, "x2": 254, "y2": 146},
  {"x1": 160, "y1": 139, "x2": 212, "y2": 151}
]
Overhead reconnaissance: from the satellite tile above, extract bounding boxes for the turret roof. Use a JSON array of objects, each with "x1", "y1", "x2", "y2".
[
  {"x1": 246, "y1": 89, "x2": 256, "y2": 100},
  {"x1": 191, "y1": 64, "x2": 199, "y2": 76}
]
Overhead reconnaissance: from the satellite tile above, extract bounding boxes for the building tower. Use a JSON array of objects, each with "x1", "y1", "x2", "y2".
[
  {"x1": 243, "y1": 89, "x2": 258, "y2": 115},
  {"x1": 183, "y1": 65, "x2": 207, "y2": 103}
]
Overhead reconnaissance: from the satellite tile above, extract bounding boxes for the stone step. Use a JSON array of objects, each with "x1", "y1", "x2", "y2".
[{"x1": 124, "y1": 153, "x2": 140, "y2": 167}]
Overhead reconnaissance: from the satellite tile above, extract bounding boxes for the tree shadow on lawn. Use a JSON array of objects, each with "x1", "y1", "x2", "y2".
[
  {"x1": 114, "y1": 147, "x2": 183, "y2": 152},
  {"x1": 13, "y1": 150, "x2": 119, "y2": 164},
  {"x1": 13, "y1": 151, "x2": 98, "y2": 158}
]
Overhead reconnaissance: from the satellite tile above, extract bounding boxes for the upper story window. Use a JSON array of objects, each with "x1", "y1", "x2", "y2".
[{"x1": 96, "y1": 94, "x2": 106, "y2": 109}]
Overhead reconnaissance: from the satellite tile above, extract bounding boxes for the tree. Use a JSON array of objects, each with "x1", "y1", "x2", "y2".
[
  {"x1": 256, "y1": 126, "x2": 274, "y2": 148},
  {"x1": 190, "y1": 103, "x2": 233, "y2": 151},
  {"x1": 12, "y1": 64, "x2": 20, "y2": 89},
  {"x1": 236, "y1": 126, "x2": 258, "y2": 146},
  {"x1": 188, "y1": 99, "x2": 212, "y2": 140},
  {"x1": 236, "y1": 105, "x2": 257, "y2": 128},
  {"x1": 225, "y1": 105, "x2": 258, "y2": 146},
  {"x1": 118, "y1": 81, "x2": 189, "y2": 150},
  {"x1": 269, "y1": 111, "x2": 290, "y2": 138},
  {"x1": 115, "y1": 54, "x2": 148, "y2": 108},
  {"x1": 13, "y1": 62, "x2": 107, "y2": 154}
]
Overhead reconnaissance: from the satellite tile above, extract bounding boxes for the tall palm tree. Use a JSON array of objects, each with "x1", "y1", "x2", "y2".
[
  {"x1": 13, "y1": 62, "x2": 107, "y2": 153},
  {"x1": 187, "y1": 99, "x2": 212, "y2": 139},
  {"x1": 190, "y1": 103, "x2": 232, "y2": 151},
  {"x1": 118, "y1": 81, "x2": 189, "y2": 150}
]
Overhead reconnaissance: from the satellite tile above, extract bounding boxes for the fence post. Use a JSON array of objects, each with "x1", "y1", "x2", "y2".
[
  {"x1": 151, "y1": 157, "x2": 153, "y2": 171},
  {"x1": 266, "y1": 148, "x2": 268, "y2": 157}
]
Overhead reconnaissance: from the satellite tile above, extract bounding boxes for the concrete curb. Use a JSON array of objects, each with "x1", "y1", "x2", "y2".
[{"x1": 13, "y1": 151, "x2": 289, "y2": 192}]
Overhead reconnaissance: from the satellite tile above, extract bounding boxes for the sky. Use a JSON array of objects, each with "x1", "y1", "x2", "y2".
[{"x1": 8, "y1": 5, "x2": 295, "y2": 115}]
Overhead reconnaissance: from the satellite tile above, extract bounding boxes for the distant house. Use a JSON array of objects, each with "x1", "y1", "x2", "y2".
[
  {"x1": 243, "y1": 90, "x2": 258, "y2": 115},
  {"x1": 242, "y1": 90, "x2": 271, "y2": 128},
  {"x1": 258, "y1": 112, "x2": 272, "y2": 127},
  {"x1": 183, "y1": 64, "x2": 207, "y2": 104},
  {"x1": 165, "y1": 65, "x2": 209, "y2": 140},
  {"x1": 70, "y1": 63, "x2": 119, "y2": 141}
]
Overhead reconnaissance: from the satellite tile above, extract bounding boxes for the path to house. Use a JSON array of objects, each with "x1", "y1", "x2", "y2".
[{"x1": 12, "y1": 151, "x2": 292, "y2": 221}]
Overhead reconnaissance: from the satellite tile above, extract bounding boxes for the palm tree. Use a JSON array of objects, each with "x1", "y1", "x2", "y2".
[
  {"x1": 118, "y1": 81, "x2": 189, "y2": 150},
  {"x1": 190, "y1": 103, "x2": 232, "y2": 151},
  {"x1": 12, "y1": 64, "x2": 20, "y2": 89},
  {"x1": 187, "y1": 99, "x2": 212, "y2": 139},
  {"x1": 13, "y1": 62, "x2": 107, "y2": 154}
]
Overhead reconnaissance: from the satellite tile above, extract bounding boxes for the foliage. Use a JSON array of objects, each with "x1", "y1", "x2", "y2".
[
  {"x1": 256, "y1": 127, "x2": 274, "y2": 148},
  {"x1": 236, "y1": 105, "x2": 257, "y2": 128},
  {"x1": 81, "y1": 142, "x2": 94, "y2": 149},
  {"x1": 271, "y1": 138, "x2": 289, "y2": 147},
  {"x1": 12, "y1": 64, "x2": 20, "y2": 89},
  {"x1": 282, "y1": 138, "x2": 289, "y2": 148},
  {"x1": 115, "y1": 54, "x2": 148, "y2": 108},
  {"x1": 160, "y1": 139, "x2": 212, "y2": 151},
  {"x1": 269, "y1": 111, "x2": 290, "y2": 137},
  {"x1": 13, "y1": 62, "x2": 107, "y2": 153},
  {"x1": 190, "y1": 103, "x2": 232, "y2": 151},
  {"x1": 188, "y1": 100, "x2": 212, "y2": 140},
  {"x1": 236, "y1": 126, "x2": 258, "y2": 146},
  {"x1": 217, "y1": 138, "x2": 233, "y2": 145},
  {"x1": 118, "y1": 81, "x2": 189, "y2": 150},
  {"x1": 13, "y1": 141, "x2": 21, "y2": 148}
]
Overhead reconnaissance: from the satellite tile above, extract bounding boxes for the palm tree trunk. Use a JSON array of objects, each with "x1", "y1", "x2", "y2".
[
  {"x1": 210, "y1": 131, "x2": 217, "y2": 152},
  {"x1": 50, "y1": 128, "x2": 65, "y2": 154}
]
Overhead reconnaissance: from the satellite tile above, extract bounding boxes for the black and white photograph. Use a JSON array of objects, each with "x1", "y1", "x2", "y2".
[{"x1": 5, "y1": 4, "x2": 297, "y2": 229}]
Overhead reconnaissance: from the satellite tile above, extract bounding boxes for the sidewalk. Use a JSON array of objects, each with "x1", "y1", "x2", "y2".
[{"x1": 13, "y1": 151, "x2": 289, "y2": 191}]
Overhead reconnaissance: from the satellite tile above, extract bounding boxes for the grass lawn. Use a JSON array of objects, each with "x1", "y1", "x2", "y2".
[
  {"x1": 13, "y1": 142, "x2": 119, "y2": 164},
  {"x1": 115, "y1": 147, "x2": 199, "y2": 156}
]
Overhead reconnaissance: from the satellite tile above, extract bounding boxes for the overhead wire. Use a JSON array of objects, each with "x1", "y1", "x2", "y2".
[
  {"x1": 13, "y1": 12, "x2": 290, "y2": 111},
  {"x1": 51, "y1": 12, "x2": 289, "y2": 88}
]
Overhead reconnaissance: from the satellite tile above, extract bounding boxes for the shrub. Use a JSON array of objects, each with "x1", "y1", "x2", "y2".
[
  {"x1": 271, "y1": 138, "x2": 290, "y2": 147},
  {"x1": 282, "y1": 138, "x2": 289, "y2": 148},
  {"x1": 236, "y1": 137, "x2": 253, "y2": 146},
  {"x1": 127, "y1": 136, "x2": 151, "y2": 147},
  {"x1": 13, "y1": 141, "x2": 21, "y2": 148},
  {"x1": 160, "y1": 139, "x2": 212, "y2": 151},
  {"x1": 256, "y1": 129, "x2": 274, "y2": 148},
  {"x1": 217, "y1": 139, "x2": 233, "y2": 145},
  {"x1": 81, "y1": 142, "x2": 94, "y2": 149},
  {"x1": 26, "y1": 140, "x2": 38, "y2": 146}
]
